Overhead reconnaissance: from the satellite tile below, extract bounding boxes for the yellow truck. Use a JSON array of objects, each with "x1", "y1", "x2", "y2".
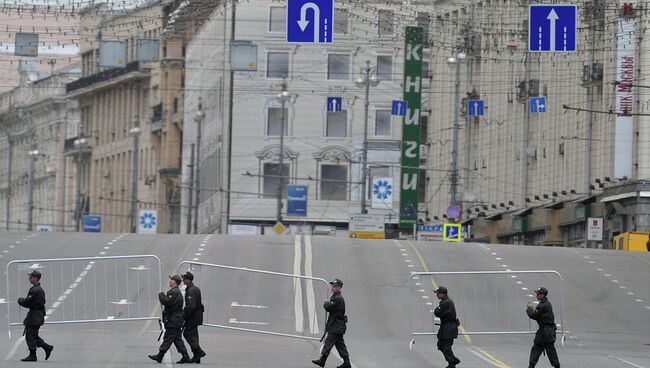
[{"x1": 613, "y1": 232, "x2": 650, "y2": 252}]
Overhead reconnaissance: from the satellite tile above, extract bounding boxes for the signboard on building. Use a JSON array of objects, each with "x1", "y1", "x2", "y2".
[
  {"x1": 15, "y1": 33, "x2": 38, "y2": 57},
  {"x1": 587, "y1": 217, "x2": 603, "y2": 241},
  {"x1": 614, "y1": 17, "x2": 636, "y2": 178},
  {"x1": 287, "y1": 185, "x2": 308, "y2": 216},
  {"x1": 228, "y1": 224, "x2": 262, "y2": 235},
  {"x1": 83, "y1": 215, "x2": 102, "y2": 233},
  {"x1": 99, "y1": 41, "x2": 127, "y2": 68},
  {"x1": 349, "y1": 214, "x2": 385, "y2": 239},
  {"x1": 230, "y1": 40, "x2": 258, "y2": 71},
  {"x1": 36, "y1": 225, "x2": 52, "y2": 232},
  {"x1": 136, "y1": 39, "x2": 160, "y2": 62},
  {"x1": 138, "y1": 210, "x2": 157, "y2": 234},
  {"x1": 371, "y1": 177, "x2": 393, "y2": 209},
  {"x1": 399, "y1": 27, "x2": 423, "y2": 229}
]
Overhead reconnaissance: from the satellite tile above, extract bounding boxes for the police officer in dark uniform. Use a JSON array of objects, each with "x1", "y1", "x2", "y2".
[
  {"x1": 312, "y1": 279, "x2": 350, "y2": 368},
  {"x1": 181, "y1": 271, "x2": 206, "y2": 363},
  {"x1": 149, "y1": 275, "x2": 191, "y2": 364},
  {"x1": 18, "y1": 270, "x2": 53, "y2": 362},
  {"x1": 434, "y1": 286, "x2": 460, "y2": 368},
  {"x1": 526, "y1": 287, "x2": 560, "y2": 368}
]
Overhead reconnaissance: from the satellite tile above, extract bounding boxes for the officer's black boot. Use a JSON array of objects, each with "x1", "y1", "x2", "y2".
[
  {"x1": 311, "y1": 353, "x2": 328, "y2": 367},
  {"x1": 43, "y1": 344, "x2": 54, "y2": 360},
  {"x1": 336, "y1": 357, "x2": 351, "y2": 368},
  {"x1": 191, "y1": 349, "x2": 206, "y2": 363},
  {"x1": 21, "y1": 350, "x2": 37, "y2": 362},
  {"x1": 176, "y1": 353, "x2": 192, "y2": 364},
  {"x1": 148, "y1": 351, "x2": 165, "y2": 363}
]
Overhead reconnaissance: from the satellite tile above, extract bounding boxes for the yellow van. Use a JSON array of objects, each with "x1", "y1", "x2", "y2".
[{"x1": 613, "y1": 232, "x2": 650, "y2": 252}]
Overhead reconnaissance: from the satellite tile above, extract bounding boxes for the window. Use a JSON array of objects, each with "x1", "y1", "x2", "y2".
[
  {"x1": 263, "y1": 163, "x2": 289, "y2": 198},
  {"x1": 328, "y1": 54, "x2": 350, "y2": 80},
  {"x1": 378, "y1": 10, "x2": 394, "y2": 36},
  {"x1": 267, "y1": 52, "x2": 289, "y2": 78},
  {"x1": 422, "y1": 58, "x2": 430, "y2": 79},
  {"x1": 269, "y1": 6, "x2": 286, "y2": 33},
  {"x1": 320, "y1": 164, "x2": 347, "y2": 201},
  {"x1": 418, "y1": 168, "x2": 426, "y2": 203},
  {"x1": 375, "y1": 110, "x2": 391, "y2": 136},
  {"x1": 334, "y1": 9, "x2": 349, "y2": 34},
  {"x1": 326, "y1": 110, "x2": 347, "y2": 137},
  {"x1": 420, "y1": 116, "x2": 428, "y2": 145},
  {"x1": 416, "y1": 12, "x2": 431, "y2": 46},
  {"x1": 368, "y1": 166, "x2": 390, "y2": 199},
  {"x1": 267, "y1": 107, "x2": 288, "y2": 136},
  {"x1": 377, "y1": 55, "x2": 393, "y2": 81}
]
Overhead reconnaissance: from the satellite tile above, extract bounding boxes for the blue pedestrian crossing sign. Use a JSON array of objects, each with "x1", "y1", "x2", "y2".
[
  {"x1": 327, "y1": 97, "x2": 342, "y2": 112},
  {"x1": 530, "y1": 97, "x2": 547, "y2": 113},
  {"x1": 529, "y1": 5, "x2": 577, "y2": 52},
  {"x1": 443, "y1": 223, "x2": 462, "y2": 242},
  {"x1": 391, "y1": 100, "x2": 407, "y2": 116},
  {"x1": 468, "y1": 100, "x2": 484, "y2": 116},
  {"x1": 287, "y1": 0, "x2": 334, "y2": 43}
]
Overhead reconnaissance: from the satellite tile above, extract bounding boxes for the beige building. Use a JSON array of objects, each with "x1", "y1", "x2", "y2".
[
  {"x1": 67, "y1": 2, "x2": 180, "y2": 233},
  {"x1": 425, "y1": 0, "x2": 644, "y2": 225}
]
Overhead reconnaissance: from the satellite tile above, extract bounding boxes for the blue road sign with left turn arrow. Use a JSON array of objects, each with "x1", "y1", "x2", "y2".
[
  {"x1": 529, "y1": 5, "x2": 577, "y2": 52},
  {"x1": 287, "y1": 0, "x2": 334, "y2": 43},
  {"x1": 530, "y1": 97, "x2": 547, "y2": 113},
  {"x1": 468, "y1": 100, "x2": 484, "y2": 116},
  {"x1": 327, "y1": 97, "x2": 342, "y2": 112}
]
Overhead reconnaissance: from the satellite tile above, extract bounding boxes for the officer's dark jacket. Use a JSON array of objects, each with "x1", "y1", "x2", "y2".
[
  {"x1": 159, "y1": 286, "x2": 184, "y2": 329},
  {"x1": 18, "y1": 283, "x2": 46, "y2": 326},
  {"x1": 324, "y1": 292, "x2": 346, "y2": 335},
  {"x1": 526, "y1": 297, "x2": 557, "y2": 344},
  {"x1": 183, "y1": 283, "x2": 204, "y2": 327},
  {"x1": 434, "y1": 296, "x2": 459, "y2": 339}
]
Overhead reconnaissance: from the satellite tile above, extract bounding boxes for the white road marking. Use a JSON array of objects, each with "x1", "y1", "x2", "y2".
[
  {"x1": 408, "y1": 264, "x2": 414, "y2": 268},
  {"x1": 228, "y1": 318, "x2": 268, "y2": 326},
  {"x1": 466, "y1": 347, "x2": 503, "y2": 368},
  {"x1": 192, "y1": 258, "x2": 199, "y2": 261},
  {"x1": 496, "y1": 257, "x2": 502, "y2": 260},
  {"x1": 110, "y1": 299, "x2": 135, "y2": 305},
  {"x1": 231, "y1": 302, "x2": 268, "y2": 309},
  {"x1": 304, "y1": 236, "x2": 319, "y2": 334},
  {"x1": 52, "y1": 301, "x2": 61, "y2": 309},
  {"x1": 104, "y1": 246, "x2": 110, "y2": 250},
  {"x1": 5, "y1": 337, "x2": 25, "y2": 361},
  {"x1": 195, "y1": 253, "x2": 202, "y2": 256},
  {"x1": 608, "y1": 355, "x2": 647, "y2": 368},
  {"x1": 75, "y1": 277, "x2": 83, "y2": 283},
  {"x1": 293, "y1": 235, "x2": 304, "y2": 333},
  {"x1": 0, "y1": 299, "x2": 6, "y2": 304},
  {"x1": 99, "y1": 252, "x2": 106, "y2": 255},
  {"x1": 635, "y1": 299, "x2": 643, "y2": 303}
]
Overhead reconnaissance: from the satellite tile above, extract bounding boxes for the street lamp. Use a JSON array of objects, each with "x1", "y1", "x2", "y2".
[
  {"x1": 73, "y1": 137, "x2": 88, "y2": 232},
  {"x1": 26, "y1": 149, "x2": 42, "y2": 231},
  {"x1": 354, "y1": 61, "x2": 380, "y2": 214},
  {"x1": 129, "y1": 125, "x2": 142, "y2": 233},
  {"x1": 446, "y1": 51, "x2": 466, "y2": 206},
  {"x1": 275, "y1": 82, "x2": 291, "y2": 223},
  {"x1": 192, "y1": 99, "x2": 205, "y2": 234}
]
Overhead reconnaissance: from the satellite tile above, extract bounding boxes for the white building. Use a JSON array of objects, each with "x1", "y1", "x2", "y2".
[{"x1": 183, "y1": 0, "x2": 432, "y2": 233}]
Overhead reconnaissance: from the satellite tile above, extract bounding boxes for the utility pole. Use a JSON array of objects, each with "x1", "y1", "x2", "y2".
[
  {"x1": 355, "y1": 61, "x2": 379, "y2": 214},
  {"x1": 186, "y1": 143, "x2": 195, "y2": 234},
  {"x1": 522, "y1": 52, "x2": 531, "y2": 208},
  {"x1": 129, "y1": 123, "x2": 142, "y2": 233},
  {"x1": 586, "y1": 0, "x2": 597, "y2": 195},
  {"x1": 448, "y1": 49, "x2": 465, "y2": 206},
  {"x1": 463, "y1": 0, "x2": 476, "y2": 217},
  {"x1": 73, "y1": 136, "x2": 87, "y2": 232},
  {"x1": 27, "y1": 148, "x2": 38, "y2": 231},
  {"x1": 193, "y1": 98, "x2": 205, "y2": 234},
  {"x1": 276, "y1": 81, "x2": 290, "y2": 223},
  {"x1": 1, "y1": 125, "x2": 13, "y2": 231}
]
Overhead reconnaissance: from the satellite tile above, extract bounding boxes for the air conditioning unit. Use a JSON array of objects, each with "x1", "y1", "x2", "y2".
[{"x1": 144, "y1": 174, "x2": 157, "y2": 185}]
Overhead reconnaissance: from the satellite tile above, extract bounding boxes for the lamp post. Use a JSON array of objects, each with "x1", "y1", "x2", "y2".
[
  {"x1": 354, "y1": 61, "x2": 380, "y2": 214},
  {"x1": 26, "y1": 149, "x2": 41, "y2": 231},
  {"x1": 276, "y1": 82, "x2": 291, "y2": 223},
  {"x1": 73, "y1": 137, "x2": 88, "y2": 232},
  {"x1": 129, "y1": 125, "x2": 142, "y2": 233},
  {"x1": 192, "y1": 98, "x2": 205, "y2": 234},
  {"x1": 446, "y1": 51, "x2": 466, "y2": 206}
]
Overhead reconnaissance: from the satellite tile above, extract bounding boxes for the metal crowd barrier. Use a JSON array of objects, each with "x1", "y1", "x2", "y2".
[{"x1": 6, "y1": 255, "x2": 163, "y2": 338}]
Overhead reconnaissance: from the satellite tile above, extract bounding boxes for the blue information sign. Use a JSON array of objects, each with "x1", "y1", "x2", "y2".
[
  {"x1": 83, "y1": 215, "x2": 102, "y2": 233},
  {"x1": 530, "y1": 97, "x2": 547, "y2": 113},
  {"x1": 327, "y1": 97, "x2": 342, "y2": 112},
  {"x1": 287, "y1": 185, "x2": 308, "y2": 217},
  {"x1": 287, "y1": 0, "x2": 334, "y2": 43},
  {"x1": 529, "y1": 5, "x2": 577, "y2": 52},
  {"x1": 391, "y1": 100, "x2": 407, "y2": 116},
  {"x1": 468, "y1": 100, "x2": 484, "y2": 116}
]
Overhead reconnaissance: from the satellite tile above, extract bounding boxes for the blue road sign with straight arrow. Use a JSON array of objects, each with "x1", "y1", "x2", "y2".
[
  {"x1": 529, "y1": 5, "x2": 577, "y2": 52},
  {"x1": 287, "y1": 0, "x2": 334, "y2": 43},
  {"x1": 327, "y1": 97, "x2": 342, "y2": 112},
  {"x1": 468, "y1": 100, "x2": 484, "y2": 116},
  {"x1": 391, "y1": 100, "x2": 407, "y2": 116}
]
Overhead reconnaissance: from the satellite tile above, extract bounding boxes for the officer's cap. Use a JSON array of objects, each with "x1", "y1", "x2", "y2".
[
  {"x1": 28, "y1": 270, "x2": 41, "y2": 279},
  {"x1": 181, "y1": 271, "x2": 194, "y2": 281},
  {"x1": 330, "y1": 279, "x2": 343, "y2": 287},
  {"x1": 534, "y1": 287, "x2": 548, "y2": 295},
  {"x1": 434, "y1": 286, "x2": 448, "y2": 295}
]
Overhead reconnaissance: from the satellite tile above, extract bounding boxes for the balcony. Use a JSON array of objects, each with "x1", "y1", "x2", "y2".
[
  {"x1": 66, "y1": 62, "x2": 141, "y2": 93},
  {"x1": 150, "y1": 103, "x2": 163, "y2": 133}
]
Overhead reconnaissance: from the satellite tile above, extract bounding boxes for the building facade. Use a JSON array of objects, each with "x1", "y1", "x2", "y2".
[
  {"x1": 182, "y1": 0, "x2": 432, "y2": 233},
  {"x1": 0, "y1": 62, "x2": 80, "y2": 231}
]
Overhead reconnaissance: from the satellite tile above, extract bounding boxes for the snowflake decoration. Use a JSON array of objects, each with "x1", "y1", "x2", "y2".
[
  {"x1": 140, "y1": 212, "x2": 157, "y2": 229},
  {"x1": 373, "y1": 180, "x2": 393, "y2": 200}
]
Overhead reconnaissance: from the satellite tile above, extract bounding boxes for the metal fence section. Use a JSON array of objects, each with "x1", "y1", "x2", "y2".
[
  {"x1": 177, "y1": 261, "x2": 330, "y2": 341},
  {"x1": 6, "y1": 255, "x2": 163, "y2": 338},
  {"x1": 408, "y1": 270, "x2": 566, "y2": 348}
]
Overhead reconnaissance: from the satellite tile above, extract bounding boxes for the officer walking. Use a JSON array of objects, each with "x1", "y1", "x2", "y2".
[
  {"x1": 149, "y1": 275, "x2": 191, "y2": 364},
  {"x1": 526, "y1": 287, "x2": 560, "y2": 368},
  {"x1": 434, "y1": 286, "x2": 460, "y2": 368},
  {"x1": 18, "y1": 270, "x2": 53, "y2": 362},
  {"x1": 311, "y1": 279, "x2": 350, "y2": 368},
  {"x1": 181, "y1": 271, "x2": 206, "y2": 363}
]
